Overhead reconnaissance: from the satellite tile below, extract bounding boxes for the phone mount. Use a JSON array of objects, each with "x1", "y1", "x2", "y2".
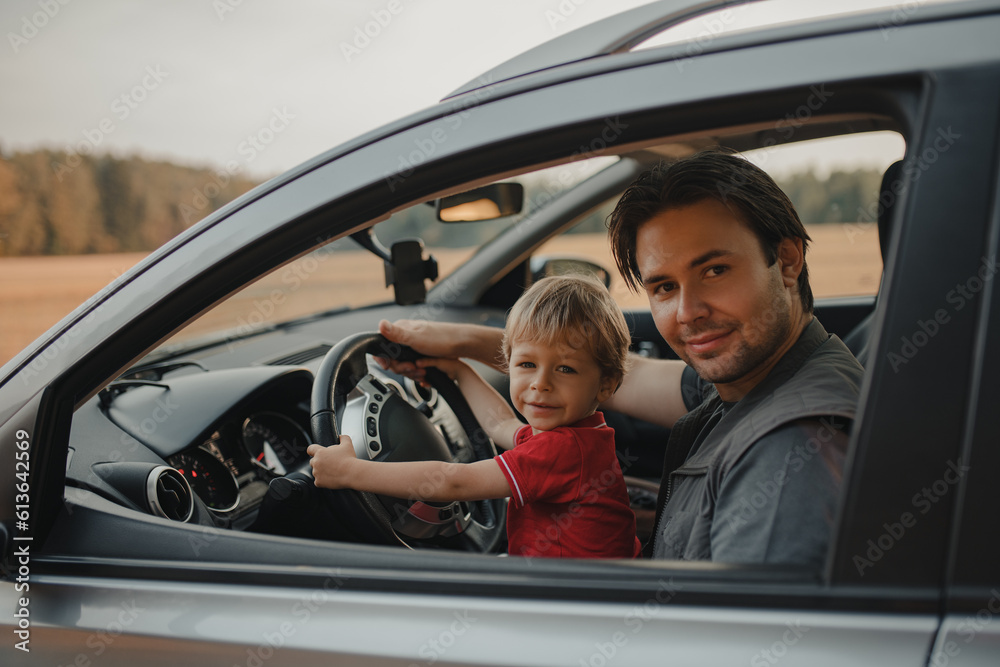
[{"x1": 384, "y1": 239, "x2": 438, "y2": 306}]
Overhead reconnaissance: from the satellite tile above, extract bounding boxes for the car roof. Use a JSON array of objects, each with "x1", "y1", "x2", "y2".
[{"x1": 445, "y1": 0, "x2": 1000, "y2": 100}]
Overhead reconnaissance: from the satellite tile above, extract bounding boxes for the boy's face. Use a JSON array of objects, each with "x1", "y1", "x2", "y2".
[{"x1": 508, "y1": 335, "x2": 616, "y2": 433}]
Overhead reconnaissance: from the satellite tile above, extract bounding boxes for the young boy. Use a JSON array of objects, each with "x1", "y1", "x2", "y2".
[{"x1": 307, "y1": 274, "x2": 641, "y2": 558}]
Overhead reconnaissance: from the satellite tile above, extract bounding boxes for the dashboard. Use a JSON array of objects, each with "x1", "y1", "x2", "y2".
[
  {"x1": 66, "y1": 353, "x2": 473, "y2": 536},
  {"x1": 165, "y1": 408, "x2": 315, "y2": 521},
  {"x1": 67, "y1": 365, "x2": 316, "y2": 529}
]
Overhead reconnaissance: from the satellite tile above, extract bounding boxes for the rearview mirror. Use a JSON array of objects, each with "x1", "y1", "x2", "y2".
[{"x1": 436, "y1": 183, "x2": 524, "y2": 222}]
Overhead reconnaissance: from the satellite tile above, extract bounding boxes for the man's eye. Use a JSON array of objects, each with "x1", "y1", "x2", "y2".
[
  {"x1": 707, "y1": 265, "x2": 728, "y2": 277},
  {"x1": 653, "y1": 282, "x2": 675, "y2": 295}
]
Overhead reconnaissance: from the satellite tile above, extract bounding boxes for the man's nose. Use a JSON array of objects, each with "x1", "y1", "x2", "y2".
[{"x1": 676, "y1": 286, "x2": 710, "y2": 324}]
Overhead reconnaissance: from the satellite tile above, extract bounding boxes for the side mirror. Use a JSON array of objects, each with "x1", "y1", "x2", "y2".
[
  {"x1": 529, "y1": 256, "x2": 612, "y2": 289},
  {"x1": 436, "y1": 183, "x2": 524, "y2": 222}
]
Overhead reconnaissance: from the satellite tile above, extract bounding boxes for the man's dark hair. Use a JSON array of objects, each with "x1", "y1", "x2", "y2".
[{"x1": 607, "y1": 149, "x2": 814, "y2": 312}]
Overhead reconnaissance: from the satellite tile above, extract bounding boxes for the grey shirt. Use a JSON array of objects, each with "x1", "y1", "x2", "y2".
[
  {"x1": 652, "y1": 319, "x2": 862, "y2": 566},
  {"x1": 680, "y1": 369, "x2": 849, "y2": 566}
]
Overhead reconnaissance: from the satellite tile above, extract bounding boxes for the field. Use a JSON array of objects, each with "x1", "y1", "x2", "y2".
[{"x1": 0, "y1": 224, "x2": 881, "y2": 368}]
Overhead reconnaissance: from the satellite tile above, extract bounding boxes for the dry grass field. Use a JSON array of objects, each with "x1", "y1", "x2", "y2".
[{"x1": 0, "y1": 224, "x2": 881, "y2": 368}]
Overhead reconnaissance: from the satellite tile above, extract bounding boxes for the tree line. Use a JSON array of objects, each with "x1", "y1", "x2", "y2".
[
  {"x1": 0, "y1": 149, "x2": 259, "y2": 256},
  {"x1": 0, "y1": 147, "x2": 883, "y2": 257}
]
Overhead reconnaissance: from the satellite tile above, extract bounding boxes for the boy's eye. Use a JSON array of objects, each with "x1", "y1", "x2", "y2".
[
  {"x1": 517, "y1": 361, "x2": 535, "y2": 369},
  {"x1": 557, "y1": 365, "x2": 576, "y2": 374}
]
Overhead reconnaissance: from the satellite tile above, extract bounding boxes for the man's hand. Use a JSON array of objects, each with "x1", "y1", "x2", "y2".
[
  {"x1": 306, "y1": 437, "x2": 358, "y2": 489},
  {"x1": 374, "y1": 319, "x2": 453, "y2": 382}
]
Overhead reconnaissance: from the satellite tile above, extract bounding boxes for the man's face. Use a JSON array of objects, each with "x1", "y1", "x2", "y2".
[{"x1": 636, "y1": 198, "x2": 802, "y2": 398}]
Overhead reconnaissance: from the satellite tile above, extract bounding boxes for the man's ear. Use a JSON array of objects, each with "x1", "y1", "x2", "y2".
[{"x1": 777, "y1": 237, "x2": 804, "y2": 288}]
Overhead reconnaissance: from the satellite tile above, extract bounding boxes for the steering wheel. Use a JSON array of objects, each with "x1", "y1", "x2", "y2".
[{"x1": 309, "y1": 332, "x2": 506, "y2": 552}]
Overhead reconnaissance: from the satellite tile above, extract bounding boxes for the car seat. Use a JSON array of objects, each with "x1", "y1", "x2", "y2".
[{"x1": 842, "y1": 160, "x2": 903, "y2": 366}]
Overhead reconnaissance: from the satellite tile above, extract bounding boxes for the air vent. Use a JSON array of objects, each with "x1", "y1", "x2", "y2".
[
  {"x1": 266, "y1": 344, "x2": 332, "y2": 366},
  {"x1": 146, "y1": 466, "x2": 194, "y2": 522}
]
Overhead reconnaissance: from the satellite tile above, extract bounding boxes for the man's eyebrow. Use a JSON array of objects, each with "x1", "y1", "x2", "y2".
[
  {"x1": 641, "y1": 249, "x2": 734, "y2": 288},
  {"x1": 689, "y1": 249, "x2": 732, "y2": 270}
]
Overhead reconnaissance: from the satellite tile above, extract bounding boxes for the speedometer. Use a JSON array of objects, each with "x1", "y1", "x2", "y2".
[
  {"x1": 170, "y1": 447, "x2": 240, "y2": 513},
  {"x1": 241, "y1": 412, "x2": 311, "y2": 475}
]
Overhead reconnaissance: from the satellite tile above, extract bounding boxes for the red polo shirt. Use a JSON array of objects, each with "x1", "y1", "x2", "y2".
[{"x1": 496, "y1": 412, "x2": 641, "y2": 559}]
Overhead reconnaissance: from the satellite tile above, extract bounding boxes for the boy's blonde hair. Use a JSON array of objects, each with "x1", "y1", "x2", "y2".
[{"x1": 502, "y1": 274, "x2": 631, "y2": 390}]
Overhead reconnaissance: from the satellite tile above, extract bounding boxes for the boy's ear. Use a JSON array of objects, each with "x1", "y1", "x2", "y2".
[{"x1": 597, "y1": 374, "x2": 618, "y2": 403}]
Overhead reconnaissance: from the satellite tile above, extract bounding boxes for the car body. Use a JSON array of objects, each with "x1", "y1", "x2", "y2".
[{"x1": 3, "y1": 0, "x2": 1000, "y2": 664}]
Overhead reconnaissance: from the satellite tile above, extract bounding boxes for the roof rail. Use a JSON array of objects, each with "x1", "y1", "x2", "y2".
[{"x1": 444, "y1": 0, "x2": 758, "y2": 99}]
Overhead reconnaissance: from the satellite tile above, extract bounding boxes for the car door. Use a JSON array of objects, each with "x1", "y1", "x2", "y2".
[{"x1": 926, "y1": 132, "x2": 1000, "y2": 666}]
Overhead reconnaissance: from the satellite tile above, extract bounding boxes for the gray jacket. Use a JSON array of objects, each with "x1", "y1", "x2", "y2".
[{"x1": 651, "y1": 318, "x2": 864, "y2": 564}]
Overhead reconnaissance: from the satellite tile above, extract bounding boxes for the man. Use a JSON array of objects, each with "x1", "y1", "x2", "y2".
[{"x1": 379, "y1": 150, "x2": 863, "y2": 567}]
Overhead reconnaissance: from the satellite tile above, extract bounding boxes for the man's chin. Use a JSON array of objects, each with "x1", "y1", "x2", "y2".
[{"x1": 686, "y1": 355, "x2": 744, "y2": 385}]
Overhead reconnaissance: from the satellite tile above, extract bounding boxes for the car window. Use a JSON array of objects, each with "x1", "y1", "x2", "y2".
[
  {"x1": 536, "y1": 131, "x2": 904, "y2": 310},
  {"x1": 749, "y1": 131, "x2": 904, "y2": 299},
  {"x1": 156, "y1": 157, "x2": 619, "y2": 348}
]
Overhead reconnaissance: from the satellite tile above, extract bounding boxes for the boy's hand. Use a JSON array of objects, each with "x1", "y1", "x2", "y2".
[
  {"x1": 416, "y1": 357, "x2": 470, "y2": 381},
  {"x1": 306, "y1": 436, "x2": 358, "y2": 489}
]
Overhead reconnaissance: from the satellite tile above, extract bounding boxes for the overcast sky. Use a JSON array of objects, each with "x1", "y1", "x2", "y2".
[{"x1": 1, "y1": 0, "x2": 928, "y2": 179}]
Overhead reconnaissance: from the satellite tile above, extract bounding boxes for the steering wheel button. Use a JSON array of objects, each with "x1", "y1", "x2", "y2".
[
  {"x1": 368, "y1": 402, "x2": 379, "y2": 414},
  {"x1": 374, "y1": 394, "x2": 383, "y2": 402},
  {"x1": 369, "y1": 441, "x2": 380, "y2": 453},
  {"x1": 366, "y1": 416, "x2": 378, "y2": 437}
]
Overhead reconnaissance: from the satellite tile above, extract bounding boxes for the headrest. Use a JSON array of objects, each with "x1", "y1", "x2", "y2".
[{"x1": 878, "y1": 160, "x2": 904, "y2": 263}]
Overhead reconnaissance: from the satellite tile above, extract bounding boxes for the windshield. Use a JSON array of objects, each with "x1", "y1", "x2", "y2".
[{"x1": 152, "y1": 157, "x2": 619, "y2": 353}]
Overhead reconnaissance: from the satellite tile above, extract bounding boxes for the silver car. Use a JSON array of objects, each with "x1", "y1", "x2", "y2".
[{"x1": 3, "y1": 0, "x2": 999, "y2": 664}]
